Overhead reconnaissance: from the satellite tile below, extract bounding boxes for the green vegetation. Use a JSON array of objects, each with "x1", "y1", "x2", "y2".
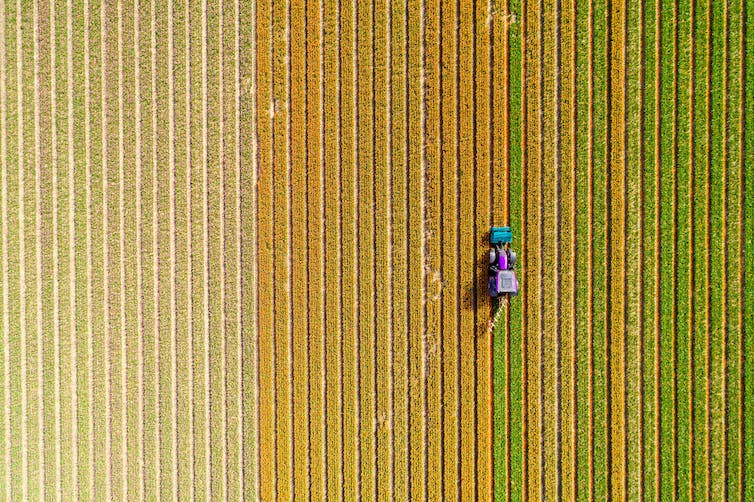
[{"x1": 494, "y1": 0, "x2": 754, "y2": 499}]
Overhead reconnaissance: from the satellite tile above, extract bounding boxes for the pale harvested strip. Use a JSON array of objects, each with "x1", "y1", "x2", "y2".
[
  {"x1": 0, "y1": 0, "x2": 254, "y2": 498},
  {"x1": 499, "y1": 0, "x2": 754, "y2": 500}
]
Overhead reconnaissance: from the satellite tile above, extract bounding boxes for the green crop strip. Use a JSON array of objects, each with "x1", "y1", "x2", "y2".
[{"x1": 495, "y1": 0, "x2": 754, "y2": 499}]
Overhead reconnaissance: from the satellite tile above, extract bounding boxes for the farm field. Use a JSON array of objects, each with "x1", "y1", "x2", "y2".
[
  {"x1": 0, "y1": 0, "x2": 752, "y2": 500},
  {"x1": 253, "y1": 0, "x2": 504, "y2": 498},
  {"x1": 0, "y1": 0, "x2": 504, "y2": 498},
  {"x1": 496, "y1": 0, "x2": 754, "y2": 499},
  {"x1": 0, "y1": 0, "x2": 252, "y2": 499}
]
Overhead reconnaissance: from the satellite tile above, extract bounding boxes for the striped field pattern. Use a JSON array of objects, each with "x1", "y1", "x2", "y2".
[
  {"x1": 1, "y1": 0, "x2": 506, "y2": 499},
  {"x1": 1, "y1": 0, "x2": 753, "y2": 500},
  {"x1": 254, "y1": 0, "x2": 503, "y2": 498},
  {"x1": 496, "y1": 0, "x2": 754, "y2": 500},
  {"x1": 0, "y1": 0, "x2": 252, "y2": 499}
]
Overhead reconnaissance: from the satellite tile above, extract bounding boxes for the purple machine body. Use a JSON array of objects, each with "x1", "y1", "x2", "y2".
[{"x1": 488, "y1": 229, "x2": 518, "y2": 298}]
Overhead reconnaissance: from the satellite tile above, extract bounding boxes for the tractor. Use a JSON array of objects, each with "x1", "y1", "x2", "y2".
[{"x1": 488, "y1": 226, "x2": 518, "y2": 298}]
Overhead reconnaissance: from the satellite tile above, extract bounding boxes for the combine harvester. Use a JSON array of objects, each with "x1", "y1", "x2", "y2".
[{"x1": 488, "y1": 226, "x2": 518, "y2": 298}]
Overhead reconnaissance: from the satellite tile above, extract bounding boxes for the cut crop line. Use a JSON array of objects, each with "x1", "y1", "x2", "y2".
[
  {"x1": 300, "y1": 0, "x2": 313, "y2": 495},
  {"x1": 450, "y1": 0, "x2": 464, "y2": 497},
  {"x1": 348, "y1": 0, "x2": 357, "y2": 495},
  {"x1": 499, "y1": 0, "x2": 508, "y2": 223},
  {"x1": 519, "y1": 0, "x2": 528, "y2": 495},
  {"x1": 301, "y1": 0, "x2": 311, "y2": 491},
  {"x1": 554, "y1": 0, "x2": 563, "y2": 496},
  {"x1": 370, "y1": 0, "x2": 378, "y2": 495},
  {"x1": 16, "y1": 0, "x2": 27, "y2": 496},
  {"x1": 621, "y1": 0, "x2": 629, "y2": 496},
  {"x1": 351, "y1": 0, "x2": 361, "y2": 494},
  {"x1": 586, "y1": 0, "x2": 594, "y2": 497},
  {"x1": 167, "y1": 0, "x2": 179, "y2": 497},
  {"x1": 604, "y1": 0, "x2": 613, "y2": 493},
  {"x1": 0, "y1": 0, "x2": 9, "y2": 498},
  {"x1": 248, "y1": 0, "x2": 261, "y2": 486},
  {"x1": 233, "y1": 0, "x2": 243, "y2": 494},
  {"x1": 0, "y1": 12, "x2": 8, "y2": 501},
  {"x1": 687, "y1": 0, "x2": 696, "y2": 494},
  {"x1": 454, "y1": 0, "x2": 462, "y2": 496},
  {"x1": 569, "y1": 0, "x2": 578, "y2": 496},
  {"x1": 536, "y1": 0, "x2": 545, "y2": 496},
  {"x1": 183, "y1": 0, "x2": 195, "y2": 496},
  {"x1": 653, "y1": 0, "x2": 661, "y2": 495},
  {"x1": 491, "y1": 0, "x2": 511, "y2": 489},
  {"x1": 50, "y1": 0, "x2": 63, "y2": 496},
  {"x1": 270, "y1": 0, "x2": 280, "y2": 495},
  {"x1": 471, "y1": 0, "x2": 480, "y2": 498},
  {"x1": 636, "y1": 0, "x2": 644, "y2": 498},
  {"x1": 218, "y1": 1, "x2": 230, "y2": 495},
  {"x1": 319, "y1": 1, "x2": 328, "y2": 490},
  {"x1": 84, "y1": 0, "x2": 94, "y2": 493},
  {"x1": 56, "y1": 2, "x2": 73, "y2": 492},
  {"x1": 436, "y1": 0, "x2": 445, "y2": 496},
  {"x1": 101, "y1": 0, "x2": 112, "y2": 493},
  {"x1": 252, "y1": 0, "x2": 262, "y2": 493},
  {"x1": 380, "y1": 0, "x2": 390, "y2": 496},
  {"x1": 736, "y1": 0, "x2": 745, "y2": 497},
  {"x1": 320, "y1": 0, "x2": 329, "y2": 494},
  {"x1": 223, "y1": 3, "x2": 235, "y2": 494},
  {"x1": 201, "y1": 0, "x2": 211, "y2": 494},
  {"x1": 301, "y1": 0, "x2": 311, "y2": 494},
  {"x1": 720, "y1": 0, "x2": 729, "y2": 495},
  {"x1": 33, "y1": 0, "x2": 45, "y2": 493},
  {"x1": 271, "y1": 0, "x2": 279, "y2": 494},
  {"x1": 150, "y1": 0, "x2": 162, "y2": 494},
  {"x1": 283, "y1": 0, "x2": 293, "y2": 495},
  {"x1": 362, "y1": 0, "x2": 376, "y2": 491},
  {"x1": 671, "y1": 0, "x2": 679, "y2": 493},
  {"x1": 316, "y1": 0, "x2": 325, "y2": 495},
  {"x1": 386, "y1": 0, "x2": 396, "y2": 497},
  {"x1": 504, "y1": 0, "x2": 514, "y2": 482},
  {"x1": 133, "y1": 0, "x2": 146, "y2": 497},
  {"x1": 117, "y1": 1, "x2": 128, "y2": 498},
  {"x1": 704, "y1": 0, "x2": 712, "y2": 494},
  {"x1": 304, "y1": 1, "x2": 312, "y2": 498}
]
